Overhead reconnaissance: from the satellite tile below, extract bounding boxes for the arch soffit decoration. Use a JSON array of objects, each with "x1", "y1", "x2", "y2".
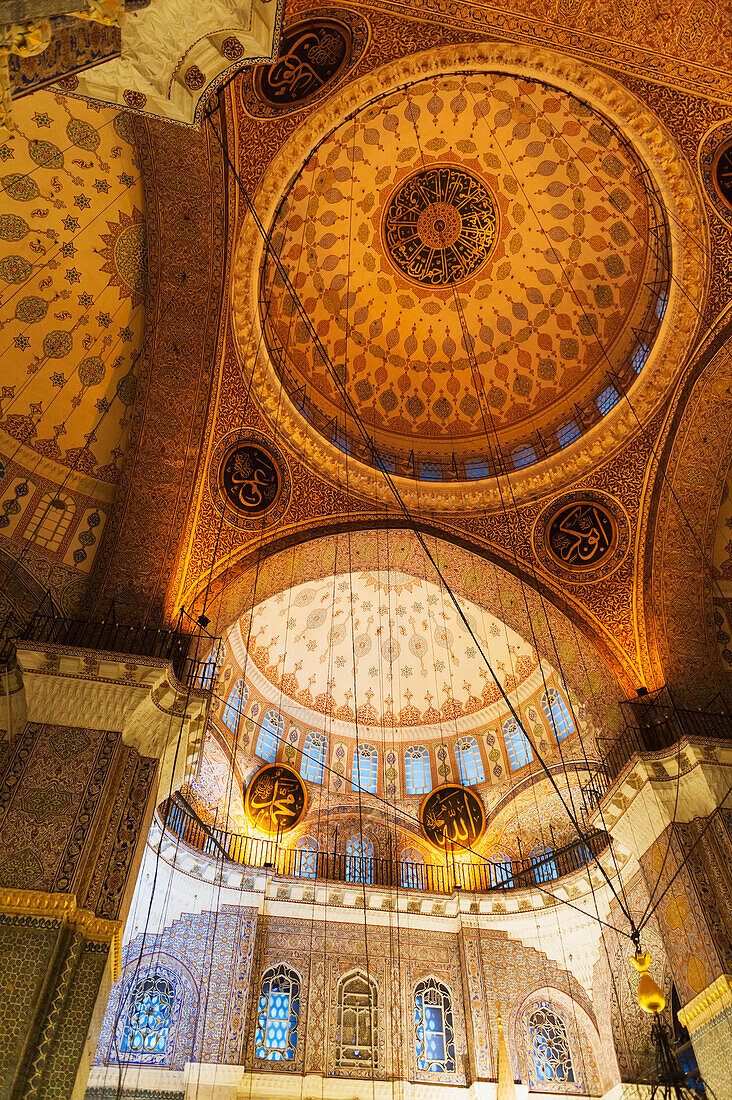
[
  {"x1": 640, "y1": 319, "x2": 732, "y2": 703},
  {"x1": 196, "y1": 529, "x2": 624, "y2": 731},
  {"x1": 231, "y1": 40, "x2": 707, "y2": 514},
  {"x1": 508, "y1": 983, "x2": 603, "y2": 1091}
]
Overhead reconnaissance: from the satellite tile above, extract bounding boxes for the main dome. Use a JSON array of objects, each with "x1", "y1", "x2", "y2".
[{"x1": 260, "y1": 71, "x2": 669, "y2": 479}]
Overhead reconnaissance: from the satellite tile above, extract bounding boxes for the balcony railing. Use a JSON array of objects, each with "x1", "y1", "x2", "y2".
[
  {"x1": 596, "y1": 706, "x2": 732, "y2": 787},
  {"x1": 17, "y1": 611, "x2": 216, "y2": 689},
  {"x1": 163, "y1": 797, "x2": 610, "y2": 894}
]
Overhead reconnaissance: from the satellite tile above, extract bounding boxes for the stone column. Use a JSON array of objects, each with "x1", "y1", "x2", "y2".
[
  {"x1": 598, "y1": 738, "x2": 732, "y2": 1098},
  {"x1": 0, "y1": 641, "x2": 208, "y2": 1100}
]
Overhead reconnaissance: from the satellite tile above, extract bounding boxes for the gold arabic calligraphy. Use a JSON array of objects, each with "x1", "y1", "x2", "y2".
[
  {"x1": 221, "y1": 445, "x2": 279, "y2": 514},
  {"x1": 245, "y1": 765, "x2": 306, "y2": 835},
  {"x1": 546, "y1": 502, "x2": 617, "y2": 568},
  {"x1": 421, "y1": 785, "x2": 485, "y2": 849},
  {"x1": 383, "y1": 167, "x2": 498, "y2": 287},
  {"x1": 256, "y1": 23, "x2": 348, "y2": 106}
]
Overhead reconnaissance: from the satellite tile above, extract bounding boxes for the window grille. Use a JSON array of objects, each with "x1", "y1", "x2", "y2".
[
  {"x1": 455, "y1": 736, "x2": 484, "y2": 785},
  {"x1": 255, "y1": 964, "x2": 300, "y2": 1061},
  {"x1": 121, "y1": 975, "x2": 175, "y2": 1055},
  {"x1": 400, "y1": 849, "x2": 426, "y2": 889},
  {"x1": 336, "y1": 971, "x2": 378, "y2": 1067},
  {"x1": 198, "y1": 643, "x2": 222, "y2": 689},
  {"x1": 25, "y1": 491, "x2": 75, "y2": 550},
  {"x1": 503, "y1": 718, "x2": 533, "y2": 770},
  {"x1": 419, "y1": 461, "x2": 442, "y2": 481},
  {"x1": 557, "y1": 420, "x2": 580, "y2": 448},
  {"x1": 256, "y1": 710, "x2": 283, "y2": 762},
  {"x1": 512, "y1": 445, "x2": 536, "y2": 470},
  {"x1": 530, "y1": 846, "x2": 559, "y2": 883},
  {"x1": 294, "y1": 839, "x2": 317, "y2": 879},
  {"x1": 346, "y1": 834, "x2": 373, "y2": 884},
  {"x1": 301, "y1": 731, "x2": 327, "y2": 783},
  {"x1": 465, "y1": 459, "x2": 491, "y2": 479},
  {"x1": 414, "y1": 978, "x2": 456, "y2": 1072},
  {"x1": 222, "y1": 679, "x2": 248, "y2": 732},
  {"x1": 597, "y1": 384, "x2": 619, "y2": 415},
  {"x1": 631, "y1": 343, "x2": 649, "y2": 373},
  {"x1": 352, "y1": 744, "x2": 378, "y2": 793},
  {"x1": 405, "y1": 745, "x2": 432, "y2": 795},
  {"x1": 529, "y1": 1002, "x2": 575, "y2": 1082},
  {"x1": 541, "y1": 688, "x2": 574, "y2": 742},
  {"x1": 488, "y1": 857, "x2": 514, "y2": 887}
]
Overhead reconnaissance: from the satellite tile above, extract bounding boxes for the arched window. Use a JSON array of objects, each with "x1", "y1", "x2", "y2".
[
  {"x1": 121, "y1": 975, "x2": 175, "y2": 1054},
  {"x1": 352, "y1": 744, "x2": 378, "y2": 793},
  {"x1": 25, "y1": 491, "x2": 75, "y2": 551},
  {"x1": 222, "y1": 679, "x2": 248, "y2": 732},
  {"x1": 301, "y1": 731, "x2": 327, "y2": 784},
  {"x1": 597, "y1": 383, "x2": 619, "y2": 415},
  {"x1": 346, "y1": 833, "x2": 373, "y2": 884},
  {"x1": 557, "y1": 420, "x2": 580, "y2": 448},
  {"x1": 503, "y1": 718, "x2": 533, "y2": 770},
  {"x1": 400, "y1": 849, "x2": 426, "y2": 889},
  {"x1": 293, "y1": 837, "x2": 317, "y2": 879},
  {"x1": 197, "y1": 644, "x2": 221, "y2": 690},
  {"x1": 336, "y1": 970, "x2": 378, "y2": 1068},
  {"x1": 529, "y1": 1002, "x2": 574, "y2": 1082},
  {"x1": 455, "y1": 736, "x2": 484, "y2": 786},
  {"x1": 541, "y1": 688, "x2": 574, "y2": 742},
  {"x1": 414, "y1": 978, "x2": 456, "y2": 1072},
  {"x1": 488, "y1": 855, "x2": 513, "y2": 888},
  {"x1": 256, "y1": 710, "x2": 283, "y2": 762},
  {"x1": 530, "y1": 845, "x2": 558, "y2": 883},
  {"x1": 405, "y1": 746, "x2": 432, "y2": 795},
  {"x1": 255, "y1": 964, "x2": 300, "y2": 1061}
]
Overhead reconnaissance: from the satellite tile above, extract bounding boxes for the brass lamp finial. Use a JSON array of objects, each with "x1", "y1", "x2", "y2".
[{"x1": 630, "y1": 950, "x2": 666, "y2": 1014}]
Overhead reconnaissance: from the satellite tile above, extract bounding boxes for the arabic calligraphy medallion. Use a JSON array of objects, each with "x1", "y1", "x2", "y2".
[
  {"x1": 532, "y1": 491, "x2": 629, "y2": 583},
  {"x1": 210, "y1": 429, "x2": 291, "y2": 531},
  {"x1": 253, "y1": 18, "x2": 352, "y2": 108},
  {"x1": 420, "y1": 784, "x2": 486, "y2": 850},
  {"x1": 383, "y1": 166, "x2": 498, "y2": 288},
  {"x1": 244, "y1": 763, "x2": 308, "y2": 836}
]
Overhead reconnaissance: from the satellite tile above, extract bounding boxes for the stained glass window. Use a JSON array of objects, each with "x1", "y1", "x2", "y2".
[
  {"x1": 531, "y1": 845, "x2": 559, "y2": 883},
  {"x1": 465, "y1": 459, "x2": 491, "y2": 479},
  {"x1": 414, "y1": 978, "x2": 455, "y2": 1072},
  {"x1": 405, "y1": 746, "x2": 432, "y2": 795},
  {"x1": 541, "y1": 688, "x2": 574, "y2": 742},
  {"x1": 513, "y1": 444, "x2": 536, "y2": 470},
  {"x1": 256, "y1": 710, "x2": 283, "y2": 762},
  {"x1": 400, "y1": 849, "x2": 426, "y2": 889},
  {"x1": 294, "y1": 838, "x2": 317, "y2": 878},
  {"x1": 557, "y1": 420, "x2": 580, "y2": 448},
  {"x1": 255, "y1": 964, "x2": 300, "y2": 1061},
  {"x1": 346, "y1": 833, "x2": 373, "y2": 884},
  {"x1": 455, "y1": 736, "x2": 484, "y2": 785},
  {"x1": 503, "y1": 718, "x2": 533, "y2": 770},
  {"x1": 121, "y1": 975, "x2": 175, "y2": 1054},
  {"x1": 302, "y1": 731, "x2": 327, "y2": 783},
  {"x1": 222, "y1": 679, "x2": 248, "y2": 732},
  {"x1": 597, "y1": 384, "x2": 619, "y2": 415},
  {"x1": 352, "y1": 744, "x2": 378, "y2": 793},
  {"x1": 336, "y1": 971, "x2": 378, "y2": 1067},
  {"x1": 529, "y1": 1002, "x2": 574, "y2": 1082}
]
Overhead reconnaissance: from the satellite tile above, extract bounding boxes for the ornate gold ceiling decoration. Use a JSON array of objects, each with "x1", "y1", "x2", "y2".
[
  {"x1": 699, "y1": 120, "x2": 732, "y2": 230},
  {"x1": 231, "y1": 42, "x2": 707, "y2": 512}
]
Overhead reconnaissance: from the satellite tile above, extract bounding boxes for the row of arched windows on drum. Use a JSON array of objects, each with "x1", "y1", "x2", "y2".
[
  {"x1": 219, "y1": 679, "x2": 575, "y2": 787},
  {"x1": 121, "y1": 969, "x2": 575, "y2": 1083}
]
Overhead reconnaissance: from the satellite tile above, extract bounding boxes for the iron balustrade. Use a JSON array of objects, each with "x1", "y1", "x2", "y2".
[
  {"x1": 596, "y1": 708, "x2": 732, "y2": 786},
  {"x1": 18, "y1": 612, "x2": 216, "y2": 688},
  {"x1": 163, "y1": 797, "x2": 610, "y2": 894}
]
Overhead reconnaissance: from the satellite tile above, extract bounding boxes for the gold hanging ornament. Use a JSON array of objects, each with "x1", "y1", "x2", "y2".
[{"x1": 630, "y1": 950, "x2": 666, "y2": 1014}]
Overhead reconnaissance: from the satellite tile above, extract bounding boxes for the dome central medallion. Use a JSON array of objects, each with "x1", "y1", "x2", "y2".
[{"x1": 383, "y1": 166, "x2": 498, "y2": 287}]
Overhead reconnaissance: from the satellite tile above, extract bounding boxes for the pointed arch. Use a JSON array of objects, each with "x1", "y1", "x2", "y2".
[
  {"x1": 255, "y1": 963, "x2": 301, "y2": 1061},
  {"x1": 222, "y1": 679, "x2": 248, "y2": 732},
  {"x1": 414, "y1": 977, "x2": 455, "y2": 1072},
  {"x1": 335, "y1": 968, "x2": 378, "y2": 1068}
]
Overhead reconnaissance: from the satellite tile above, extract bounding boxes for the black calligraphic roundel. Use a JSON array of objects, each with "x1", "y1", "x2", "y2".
[
  {"x1": 244, "y1": 763, "x2": 308, "y2": 836},
  {"x1": 220, "y1": 443, "x2": 281, "y2": 516},
  {"x1": 420, "y1": 784, "x2": 486, "y2": 850},
  {"x1": 254, "y1": 19, "x2": 352, "y2": 108},
  {"x1": 714, "y1": 141, "x2": 732, "y2": 212},
  {"x1": 383, "y1": 166, "x2": 498, "y2": 287},
  {"x1": 545, "y1": 500, "x2": 618, "y2": 570}
]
